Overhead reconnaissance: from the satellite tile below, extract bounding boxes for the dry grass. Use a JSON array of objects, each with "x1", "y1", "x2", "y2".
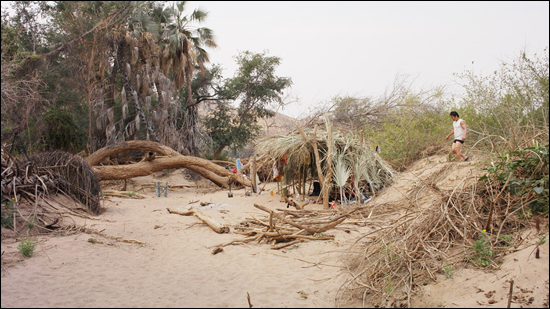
[{"x1": 334, "y1": 164, "x2": 540, "y2": 307}]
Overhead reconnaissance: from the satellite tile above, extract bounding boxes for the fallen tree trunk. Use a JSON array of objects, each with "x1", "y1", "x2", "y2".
[
  {"x1": 167, "y1": 207, "x2": 230, "y2": 234},
  {"x1": 85, "y1": 140, "x2": 179, "y2": 166},
  {"x1": 86, "y1": 140, "x2": 251, "y2": 188}
]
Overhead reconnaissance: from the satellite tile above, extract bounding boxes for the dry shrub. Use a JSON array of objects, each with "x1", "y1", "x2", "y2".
[
  {"x1": 28, "y1": 151, "x2": 101, "y2": 214},
  {"x1": 336, "y1": 169, "x2": 540, "y2": 307},
  {"x1": 2, "y1": 146, "x2": 102, "y2": 238}
]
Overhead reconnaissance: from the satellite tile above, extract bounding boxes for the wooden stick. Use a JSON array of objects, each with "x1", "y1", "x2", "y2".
[
  {"x1": 167, "y1": 208, "x2": 229, "y2": 234},
  {"x1": 247, "y1": 292, "x2": 253, "y2": 308},
  {"x1": 275, "y1": 208, "x2": 338, "y2": 215},
  {"x1": 142, "y1": 151, "x2": 156, "y2": 162},
  {"x1": 507, "y1": 279, "x2": 514, "y2": 308},
  {"x1": 166, "y1": 208, "x2": 195, "y2": 216},
  {"x1": 271, "y1": 239, "x2": 303, "y2": 250},
  {"x1": 255, "y1": 203, "x2": 316, "y2": 234},
  {"x1": 191, "y1": 208, "x2": 230, "y2": 234},
  {"x1": 278, "y1": 234, "x2": 334, "y2": 241},
  {"x1": 324, "y1": 118, "x2": 333, "y2": 210},
  {"x1": 486, "y1": 172, "x2": 513, "y2": 232},
  {"x1": 216, "y1": 235, "x2": 260, "y2": 248},
  {"x1": 296, "y1": 123, "x2": 326, "y2": 206},
  {"x1": 113, "y1": 237, "x2": 146, "y2": 244},
  {"x1": 102, "y1": 190, "x2": 148, "y2": 199},
  {"x1": 251, "y1": 156, "x2": 258, "y2": 193}
]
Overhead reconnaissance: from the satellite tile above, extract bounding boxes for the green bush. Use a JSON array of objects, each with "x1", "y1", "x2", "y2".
[
  {"x1": 1, "y1": 198, "x2": 16, "y2": 229},
  {"x1": 44, "y1": 108, "x2": 86, "y2": 152},
  {"x1": 470, "y1": 230, "x2": 494, "y2": 267},
  {"x1": 18, "y1": 238, "x2": 37, "y2": 257},
  {"x1": 456, "y1": 50, "x2": 549, "y2": 154},
  {"x1": 366, "y1": 97, "x2": 449, "y2": 170},
  {"x1": 479, "y1": 144, "x2": 549, "y2": 215}
]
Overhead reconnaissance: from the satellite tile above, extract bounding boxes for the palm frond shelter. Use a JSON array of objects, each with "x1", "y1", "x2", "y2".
[{"x1": 254, "y1": 118, "x2": 396, "y2": 207}]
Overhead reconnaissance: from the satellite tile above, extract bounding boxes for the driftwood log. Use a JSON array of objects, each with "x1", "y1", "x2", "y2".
[
  {"x1": 85, "y1": 140, "x2": 251, "y2": 189},
  {"x1": 167, "y1": 207, "x2": 230, "y2": 234}
]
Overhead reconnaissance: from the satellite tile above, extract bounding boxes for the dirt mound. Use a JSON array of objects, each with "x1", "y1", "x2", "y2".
[{"x1": 372, "y1": 154, "x2": 484, "y2": 206}]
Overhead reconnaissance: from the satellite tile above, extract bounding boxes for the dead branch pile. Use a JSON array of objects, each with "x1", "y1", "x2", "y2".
[
  {"x1": 2, "y1": 145, "x2": 102, "y2": 236},
  {"x1": 335, "y1": 176, "x2": 545, "y2": 308},
  {"x1": 28, "y1": 151, "x2": 101, "y2": 214},
  {"x1": 216, "y1": 203, "x2": 367, "y2": 250}
]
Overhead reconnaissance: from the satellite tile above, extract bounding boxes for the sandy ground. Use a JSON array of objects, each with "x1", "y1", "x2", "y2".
[{"x1": 1, "y1": 154, "x2": 549, "y2": 308}]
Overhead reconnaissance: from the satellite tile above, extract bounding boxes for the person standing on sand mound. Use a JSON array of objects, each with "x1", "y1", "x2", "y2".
[{"x1": 445, "y1": 111, "x2": 470, "y2": 162}]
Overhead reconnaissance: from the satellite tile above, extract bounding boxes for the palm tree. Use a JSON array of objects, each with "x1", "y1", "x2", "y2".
[
  {"x1": 56, "y1": 1, "x2": 216, "y2": 153},
  {"x1": 159, "y1": 1, "x2": 217, "y2": 155}
]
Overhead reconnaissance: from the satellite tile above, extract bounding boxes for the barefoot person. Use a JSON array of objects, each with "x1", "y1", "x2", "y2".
[{"x1": 445, "y1": 111, "x2": 469, "y2": 162}]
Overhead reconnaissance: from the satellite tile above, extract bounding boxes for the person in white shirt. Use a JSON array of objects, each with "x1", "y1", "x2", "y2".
[{"x1": 445, "y1": 111, "x2": 469, "y2": 162}]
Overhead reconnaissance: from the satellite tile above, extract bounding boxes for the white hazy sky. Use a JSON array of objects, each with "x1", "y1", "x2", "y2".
[
  {"x1": 2, "y1": 1, "x2": 548, "y2": 119},
  {"x1": 185, "y1": 1, "x2": 549, "y2": 118}
]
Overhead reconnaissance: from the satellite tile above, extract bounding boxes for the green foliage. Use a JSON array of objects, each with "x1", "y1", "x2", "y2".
[
  {"x1": 498, "y1": 234, "x2": 513, "y2": 247},
  {"x1": 456, "y1": 49, "x2": 549, "y2": 152},
  {"x1": 18, "y1": 237, "x2": 37, "y2": 257},
  {"x1": 1, "y1": 198, "x2": 17, "y2": 229},
  {"x1": 204, "y1": 51, "x2": 292, "y2": 159},
  {"x1": 1, "y1": 23, "x2": 21, "y2": 64},
  {"x1": 479, "y1": 144, "x2": 549, "y2": 215},
  {"x1": 470, "y1": 230, "x2": 494, "y2": 267},
  {"x1": 44, "y1": 108, "x2": 86, "y2": 152},
  {"x1": 365, "y1": 93, "x2": 449, "y2": 170},
  {"x1": 222, "y1": 51, "x2": 292, "y2": 111},
  {"x1": 537, "y1": 234, "x2": 547, "y2": 246},
  {"x1": 203, "y1": 99, "x2": 262, "y2": 158},
  {"x1": 443, "y1": 264, "x2": 453, "y2": 279},
  {"x1": 27, "y1": 216, "x2": 36, "y2": 229}
]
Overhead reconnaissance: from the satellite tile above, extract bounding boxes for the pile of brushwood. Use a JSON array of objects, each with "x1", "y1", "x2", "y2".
[
  {"x1": 214, "y1": 203, "x2": 388, "y2": 250},
  {"x1": 334, "y1": 145, "x2": 549, "y2": 308},
  {"x1": 1, "y1": 145, "x2": 101, "y2": 236}
]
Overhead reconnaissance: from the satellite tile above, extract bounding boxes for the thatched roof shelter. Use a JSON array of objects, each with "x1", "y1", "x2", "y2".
[{"x1": 255, "y1": 116, "x2": 396, "y2": 204}]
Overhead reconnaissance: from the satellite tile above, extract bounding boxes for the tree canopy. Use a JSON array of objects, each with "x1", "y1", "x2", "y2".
[{"x1": 204, "y1": 51, "x2": 292, "y2": 160}]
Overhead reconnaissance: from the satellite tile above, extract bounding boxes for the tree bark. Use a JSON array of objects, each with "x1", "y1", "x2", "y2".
[
  {"x1": 251, "y1": 155, "x2": 257, "y2": 193},
  {"x1": 212, "y1": 144, "x2": 226, "y2": 161},
  {"x1": 85, "y1": 140, "x2": 179, "y2": 166}
]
